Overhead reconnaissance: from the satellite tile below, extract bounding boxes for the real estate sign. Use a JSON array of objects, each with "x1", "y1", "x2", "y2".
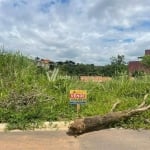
[{"x1": 70, "y1": 90, "x2": 87, "y2": 104}]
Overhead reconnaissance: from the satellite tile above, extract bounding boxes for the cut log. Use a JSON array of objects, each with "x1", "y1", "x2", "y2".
[{"x1": 68, "y1": 95, "x2": 150, "y2": 135}]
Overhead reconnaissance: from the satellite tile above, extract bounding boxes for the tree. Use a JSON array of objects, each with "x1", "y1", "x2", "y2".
[
  {"x1": 110, "y1": 55, "x2": 127, "y2": 76},
  {"x1": 141, "y1": 55, "x2": 150, "y2": 67},
  {"x1": 111, "y1": 55, "x2": 126, "y2": 65}
]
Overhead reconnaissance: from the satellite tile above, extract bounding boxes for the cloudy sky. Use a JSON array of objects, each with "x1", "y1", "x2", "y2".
[{"x1": 0, "y1": 0, "x2": 150, "y2": 65}]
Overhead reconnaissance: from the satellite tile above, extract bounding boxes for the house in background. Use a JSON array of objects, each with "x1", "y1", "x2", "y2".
[
  {"x1": 145, "y1": 50, "x2": 150, "y2": 55},
  {"x1": 35, "y1": 57, "x2": 55, "y2": 70},
  {"x1": 128, "y1": 49, "x2": 150, "y2": 76}
]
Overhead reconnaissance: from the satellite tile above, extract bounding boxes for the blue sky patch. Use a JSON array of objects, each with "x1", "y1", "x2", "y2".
[
  {"x1": 138, "y1": 20, "x2": 150, "y2": 29},
  {"x1": 123, "y1": 38, "x2": 135, "y2": 43},
  {"x1": 113, "y1": 26, "x2": 135, "y2": 32},
  {"x1": 59, "y1": 0, "x2": 70, "y2": 3},
  {"x1": 40, "y1": 1, "x2": 55, "y2": 13},
  {"x1": 113, "y1": 26, "x2": 124, "y2": 32},
  {"x1": 102, "y1": 38, "x2": 118, "y2": 43},
  {"x1": 13, "y1": 0, "x2": 27, "y2": 8}
]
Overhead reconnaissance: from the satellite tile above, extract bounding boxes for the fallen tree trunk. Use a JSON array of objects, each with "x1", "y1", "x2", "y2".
[{"x1": 68, "y1": 95, "x2": 150, "y2": 135}]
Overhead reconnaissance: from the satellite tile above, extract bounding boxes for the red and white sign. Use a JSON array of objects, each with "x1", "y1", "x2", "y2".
[{"x1": 70, "y1": 90, "x2": 87, "y2": 104}]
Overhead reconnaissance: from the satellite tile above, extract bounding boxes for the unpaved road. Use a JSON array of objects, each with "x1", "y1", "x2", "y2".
[{"x1": 0, "y1": 129, "x2": 150, "y2": 150}]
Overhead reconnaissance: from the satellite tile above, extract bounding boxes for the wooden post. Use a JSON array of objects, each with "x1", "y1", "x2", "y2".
[{"x1": 77, "y1": 104, "x2": 80, "y2": 114}]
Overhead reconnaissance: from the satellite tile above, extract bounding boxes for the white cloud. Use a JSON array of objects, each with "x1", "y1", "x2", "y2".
[{"x1": 0, "y1": 0, "x2": 150, "y2": 65}]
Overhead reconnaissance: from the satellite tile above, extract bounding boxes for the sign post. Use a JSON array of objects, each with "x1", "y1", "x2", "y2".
[
  {"x1": 76, "y1": 104, "x2": 80, "y2": 114},
  {"x1": 69, "y1": 90, "x2": 87, "y2": 113}
]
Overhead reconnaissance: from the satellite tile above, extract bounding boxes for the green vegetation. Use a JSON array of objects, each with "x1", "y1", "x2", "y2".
[
  {"x1": 142, "y1": 55, "x2": 150, "y2": 67},
  {"x1": 0, "y1": 50, "x2": 150, "y2": 130},
  {"x1": 57, "y1": 55, "x2": 127, "y2": 77}
]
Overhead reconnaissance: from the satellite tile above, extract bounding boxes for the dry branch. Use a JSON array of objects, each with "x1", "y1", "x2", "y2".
[
  {"x1": 68, "y1": 95, "x2": 150, "y2": 135},
  {"x1": 0, "y1": 91, "x2": 54, "y2": 110}
]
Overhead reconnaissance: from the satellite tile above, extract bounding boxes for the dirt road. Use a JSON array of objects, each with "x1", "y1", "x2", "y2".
[{"x1": 0, "y1": 129, "x2": 150, "y2": 150}]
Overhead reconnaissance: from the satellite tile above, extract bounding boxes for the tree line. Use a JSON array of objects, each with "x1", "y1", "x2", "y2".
[{"x1": 56, "y1": 55, "x2": 127, "y2": 77}]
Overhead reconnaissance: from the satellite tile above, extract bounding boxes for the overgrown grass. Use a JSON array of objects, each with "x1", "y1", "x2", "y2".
[{"x1": 0, "y1": 50, "x2": 150, "y2": 130}]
